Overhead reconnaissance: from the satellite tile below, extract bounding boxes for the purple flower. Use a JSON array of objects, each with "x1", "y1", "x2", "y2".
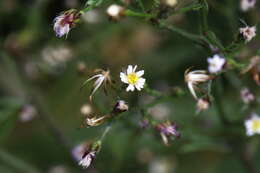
[
  {"x1": 155, "y1": 121, "x2": 180, "y2": 146},
  {"x1": 53, "y1": 9, "x2": 80, "y2": 38}
]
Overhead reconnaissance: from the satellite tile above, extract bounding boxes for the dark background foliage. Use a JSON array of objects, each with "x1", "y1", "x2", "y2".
[{"x1": 0, "y1": 0, "x2": 260, "y2": 172}]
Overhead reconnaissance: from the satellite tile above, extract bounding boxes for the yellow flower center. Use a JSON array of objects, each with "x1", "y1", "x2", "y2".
[
  {"x1": 252, "y1": 120, "x2": 260, "y2": 131},
  {"x1": 127, "y1": 73, "x2": 139, "y2": 85}
]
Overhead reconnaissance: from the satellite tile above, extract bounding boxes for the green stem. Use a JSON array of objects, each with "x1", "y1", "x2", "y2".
[
  {"x1": 159, "y1": 21, "x2": 207, "y2": 44},
  {"x1": 124, "y1": 9, "x2": 155, "y2": 18}
]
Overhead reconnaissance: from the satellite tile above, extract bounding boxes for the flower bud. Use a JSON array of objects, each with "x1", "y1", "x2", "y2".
[
  {"x1": 196, "y1": 98, "x2": 210, "y2": 112},
  {"x1": 106, "y1": 4, "x2": 125, "y2": 20},
  {"x1": 113, "y1": 100, "x2": 129, "y2": 114},
  {"x1": 53, "y1": 9, "x2": 81, "y2": 38}
]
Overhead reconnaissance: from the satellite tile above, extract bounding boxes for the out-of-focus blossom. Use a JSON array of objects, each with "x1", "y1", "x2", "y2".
[
  {"x1": 120, "y1": 65, "x2": 146, "y2": 92},
  {"x1": 149, "y1": 158, "x2": 175, "y2": 173},
  {"x1": 83, "y1": 69, "x2": 112, "y2": 101},
  {"x1": 139, "y1": 119, "x2": 149, "y2": 129},
  {"x1": 80, "y1": 104, "x2": 92, "y2": 116},
  {"x1": 241, "y1": 88, "x2": 255, "y2": 104},
  {"x1": 77, "y1": 61, "x2": 87, "y2": 74},
  {"x1": 196, "y1": 98, "x2": 210, "y2": 112},
  {"x1": 155, "y1": 121, "x2": 180, "y2": 146},
  {"x1": 20, "y1": 104, "x2": 37, "y2": 122},
  {"x1": 163, "y1": 0, "x2": 178, "y2": 7},
  {"x1": 240, "y1": 26, "x2": 256, "y2": 42},
  {"x1": 42, "y1": 46, "x2": 73, "y2": 67},
  {"x1": 240, "y1": 0, "x2": 256, "y2": 12},
  {"x1": 49, "y1": 165, "x2": 68, "y2": 173},
  {"x1": 245, "y1": 113, "x2": 260, "y2": 136},
  {"x1": 207, "y1": 54, "x2": 226, "y2": 73},
  {"x1": 53, "y1": 9, "x2": 80, "y2": 38},
  {"x1": 148, "y1": 104, "x2": 170, "y2": 121},
  {"x1": 82, "y1": 10, "x2": 101, "y2": 24},
  {"x1": 113, "y1": 100, "x2": 129, "y2": 113},
  {"x1": 106, "y1": 4, "x2": 125, "y2": 20},
  {"x1": 185, "y1": 69, "x2": 213, "y2": 99},
  {"x1": 242, "y1": 56, "x2": 260, "y2": 85}
]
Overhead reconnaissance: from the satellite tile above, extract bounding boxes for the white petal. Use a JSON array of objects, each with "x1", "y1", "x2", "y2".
[
  {"x1": 126, "y1": 84, "x2": 135, "y2": 92},
  {"x1": 120, "y1": 72, "x2": 128, "y2": 83},
  {"x1": 188, "y1": 82, "x2": 197, "y2": 99},
  {"x1": 133, "y1": 65, "x2": 137, "y2": 72},
  {"x1": 127, "y1": 65, "x2": 133, "y2": 74},
  {"x1": 136, "y1": 70, "x2": 144, "y2": 77}
]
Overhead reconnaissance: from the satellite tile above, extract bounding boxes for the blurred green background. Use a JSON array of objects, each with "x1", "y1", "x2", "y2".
[{"x1": 0, "y1": 0, "x2": 260, "y2": 172}]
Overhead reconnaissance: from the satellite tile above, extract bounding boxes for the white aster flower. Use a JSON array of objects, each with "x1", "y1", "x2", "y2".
[
  {"x1": 207, "y1": 54, "x2": 226, "y2": 73},
  {"x1": 120, "y1": 65, "x2": 146, "y2": 92},
  {"x1": 83, "y1": 69, "x2": 112, "y2": 101},
  {"x1": 245, "y1": 113, "x2": 260, "y2": 136},
  {"x1": 240, "y1": 0, "x2": 256, "y2": 12},
  {"x1": 240, "y1": 26, "x2": 257, "y2": 42},
  {"x1": 185, "y1": 69, "x2": 212, "y2": 99},
  {"x1": 78, "y1": 151, "x2": 96, "y2": 168},
  {"x1": 106, "y1": 4, "x2": 125, "y2": 20}
]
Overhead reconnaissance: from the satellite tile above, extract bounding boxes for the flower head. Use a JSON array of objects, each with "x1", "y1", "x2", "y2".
[
  {"x1": 241, "y1": 88, "x2": 255, "y2": 104},
  {"x1": 113, "y1": 100, "x2": 129, "y2": 113},
  {"x1": 77, "y1": 140, "x2": 101, "y2": 169},
  {"x1": 120, "y1": 65, "x2": 146, "y2": 92},
  {"x1": 19, "y1": 104, "x2": 37, "y2": 122},
  {"x1": 106, "y1": 4, "x2": 125, "y2": 20},
  {"x1": 240, "y1": 0, "x2": 256, "y2": 12},
  {"x1": 79, "y1": 151, "x2": 96, "y2": 168},
  {"x1": 245, "y1": 113, "x2": 260, "y2": 136},
  {"x1": 240, "y1": 26, "x2": 256, "y2": 42},
  {"x1": 53, "y1": 9, "x2": 80, "y2": 38},
  {"x1": 83, "y1": 69, "x2": 112, "y2": 101},
  {"x1": 207, "y1": 54, "x2": 226, "y2": 73},
  {"x1": 185, "y1": 69, "x2": 213, "y2": 99},
  {"x1": 196, "y1": 98, "x2": 210, "y2": 112},
  {"x1": 155, "y1": 121, "x2": 180, "y2": 146}
]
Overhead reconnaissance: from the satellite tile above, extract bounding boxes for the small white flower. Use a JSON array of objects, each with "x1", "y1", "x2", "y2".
[
  {"x1": 83, "y1": 69, "x2": 112, "y2": 101},
  {"x1": 240, "y1": 26, "x2": 257, "y2": 42},
  {"x1": 106, "y1": 4, "x2": 124, "y2": 19},
  {"x1": 207, "y1": 54, "x2": 226, "y2": 73},
  {"x1": 78, "y1": 151, "x2": 96, "y2": 168},
  {"x1": 245, "y1": 113, "x2": 260, "y2": 136},
  {"x1": 120, "y1": 65, "x2": 146, "y2": 92},
  {"x1": 240, "y1": 0, "x2": 256, "y2": 12},
  {"x1": 185, "y1": 69, "x2": 212, "y2": 99}
]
